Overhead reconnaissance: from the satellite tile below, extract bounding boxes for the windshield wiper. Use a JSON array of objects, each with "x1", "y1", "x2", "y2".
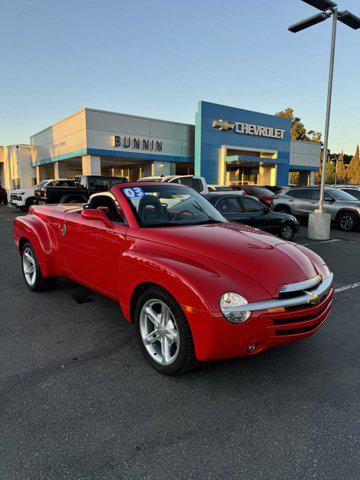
[{"x1": 194, "y1": 219, "x2": 225, "y2": 225}]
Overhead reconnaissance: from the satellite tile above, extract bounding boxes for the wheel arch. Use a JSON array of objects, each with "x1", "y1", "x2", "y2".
[
  {"x1": 335, "y1": 208, "x2": 360, "y2": 230},
  {"x1": 273, "y1": 203, "x2": 292, "y2": 214},
  {"x1": 335, "y1": 208, "x2": 360, "y2": 222},
  {"x1": 129, "y1": 282, "x2": 162, "y2": 322},
  {"x1": 14, "y1": 215, "x2": 57, "y2": 277},
  {"x1": 19, "y1": 236, "x2": 31, "y2": 253}
]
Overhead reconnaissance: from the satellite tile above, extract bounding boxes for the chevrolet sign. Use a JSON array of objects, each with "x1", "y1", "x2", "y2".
[{"x1": 212, "y1": 119, "x2": 285, "y2": 140}]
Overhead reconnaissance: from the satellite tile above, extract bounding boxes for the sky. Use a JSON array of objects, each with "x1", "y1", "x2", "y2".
[{"x1": 1, "y1": 0, "x2": 359, "y2": 154}]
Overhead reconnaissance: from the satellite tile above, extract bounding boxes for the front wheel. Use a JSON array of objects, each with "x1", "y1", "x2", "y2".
[
  {"x1": 21, "y1": 242, "x2": 56, "y2": 291},
  {"x1": 135, "y1": 287, "x2": 196, "y2": 375},
  {"x1": 279, "y1": 222, "x2": 295, "y2": 241}
]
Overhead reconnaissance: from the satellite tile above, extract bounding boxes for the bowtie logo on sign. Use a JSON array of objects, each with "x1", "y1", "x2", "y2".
[{"x1": 212, "y1": 119, "x2": 285, "y2": 140}]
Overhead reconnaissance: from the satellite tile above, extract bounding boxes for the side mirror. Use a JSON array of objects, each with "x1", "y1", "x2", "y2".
[{"x1": 81, "y1": 208, "x2": 114, "y2": 229}]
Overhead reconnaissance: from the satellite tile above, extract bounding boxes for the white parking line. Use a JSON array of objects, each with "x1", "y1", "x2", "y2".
[
  {"x1": 302, "y1": 238, "x2": 342, "y2": 246},
  {"x1": 335, "y1": 282, "x2": 360, "y2": 293}
]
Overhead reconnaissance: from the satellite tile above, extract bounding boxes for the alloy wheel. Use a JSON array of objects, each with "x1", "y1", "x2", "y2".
[
  {"x1": 139, "y1": 299, "x2": 180, "y2": 366},
  {"x1": 340, "y1": 214, "x2": 354, "y2": 231},
  {"x1": 23, "y1": 247, "x2": 37, "y2": 286},
  {"x1": 281, "y1": 225, "x2": 294, "y2": 240}
]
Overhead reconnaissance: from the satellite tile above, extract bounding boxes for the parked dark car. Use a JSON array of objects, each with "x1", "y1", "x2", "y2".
[
  {"x1": 34, "y1": 175, "x2": 127, "y2": 204},
  {"x1": 0, "y1": 186, "x2": 8, "y2": 205},
  {"x1": 204, "y1": 192, "x2": 299, "y2": 240},
  {"x1": 235, "y1": 185, "x2": 275, "y2": 207}
]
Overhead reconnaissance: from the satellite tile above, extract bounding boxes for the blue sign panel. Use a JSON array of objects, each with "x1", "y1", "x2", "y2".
[{"x1": 195, "y1": 101, "x2": 292, "y2": 185}]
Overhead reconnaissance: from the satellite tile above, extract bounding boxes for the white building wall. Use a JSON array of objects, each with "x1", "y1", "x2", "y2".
[
  {"x1": 290, "y1": 140, "x2": 321, "y2": 168},
  {"x1": 31, "y1": 109, "x2": 87, "y2": 165},
  {"x1": 0, "y1": 145, "x2": 34, "y2": 194},
  {"x1": 85, "y1": 109, "x2": 194, "y2": 159}
]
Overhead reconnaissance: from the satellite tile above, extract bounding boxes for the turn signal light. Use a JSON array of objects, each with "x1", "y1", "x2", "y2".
[{"x1": 268, "y1": 307, "x2": 286, "y2": 313}]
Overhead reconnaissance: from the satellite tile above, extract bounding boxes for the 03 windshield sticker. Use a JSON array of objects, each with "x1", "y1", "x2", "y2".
[{"x1": 123, "y1": 187, "x2": 145, "y2": 198}]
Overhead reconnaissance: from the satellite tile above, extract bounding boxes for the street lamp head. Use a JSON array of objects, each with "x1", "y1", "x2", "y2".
[
  {"x1": 338, "y1": 10, "x2": 360, "y2": 29},
  {"x1": 302, "y1": 0, "x2": 337, "y2": 11},
  {"x1": 289, "y1": 12, "x2": 330, "y2": 32}
]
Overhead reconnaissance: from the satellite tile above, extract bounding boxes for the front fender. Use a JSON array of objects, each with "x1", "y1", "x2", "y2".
[
  {"x1": 13, "y1": 215, "x2": 56, "y2": 277},
  {"x1": 118, "y1": 241, "x2": 270, "y2": 360}
]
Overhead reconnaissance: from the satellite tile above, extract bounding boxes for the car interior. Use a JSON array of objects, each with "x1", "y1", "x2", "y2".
[{"x1": 86, "y1": 194, "x2": 124, "y2": 223}]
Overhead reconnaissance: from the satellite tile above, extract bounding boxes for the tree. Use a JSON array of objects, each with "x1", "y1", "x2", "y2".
[
  {"x1": 325, "y1": 158, "x2": 336, "y2": 184},
  {"x1": 275, "y1": 108, "x2": 322, "y2": 143},
  {"x1": 347, "y1": 146, "x2": 360, "y2": 184},
  {"x1": 335, "y1": 151, "x2": 347, "y2": 184},
  {"x1": 315, "y1": 154, "x2": 337, "y2": 185}
]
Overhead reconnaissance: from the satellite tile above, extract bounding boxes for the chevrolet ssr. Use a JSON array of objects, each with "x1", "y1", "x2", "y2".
[{"x1": 14, "y1": 182, "x2": 334, "y2": 375}]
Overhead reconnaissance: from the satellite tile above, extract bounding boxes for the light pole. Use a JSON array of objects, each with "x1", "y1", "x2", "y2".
[{"x1": 289, "y1": 0, "x2": 360, "y2": 239}]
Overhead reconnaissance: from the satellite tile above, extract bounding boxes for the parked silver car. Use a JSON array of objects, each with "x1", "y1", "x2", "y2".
[{"x1": 272, "y1": 186, "x2": 360, "y2": 232}]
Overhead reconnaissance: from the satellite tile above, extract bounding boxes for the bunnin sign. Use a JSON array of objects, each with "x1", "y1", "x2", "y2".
[
  {"x1": 212, "y1": 119, "x2": 285, "y2": 140},
  {"x1": 113, "y1": 135, "x2": 163, "y2": 152}
]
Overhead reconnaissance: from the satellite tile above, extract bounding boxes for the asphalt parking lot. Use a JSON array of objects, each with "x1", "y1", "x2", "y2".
[{"x1": 0, "y1": 206, "x2": 359, "y2": 480}]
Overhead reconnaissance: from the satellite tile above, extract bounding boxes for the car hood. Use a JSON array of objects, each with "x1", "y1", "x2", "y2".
[
  {"x1": 11, "y1": 188, "x2": 34, "y2": 195},
  {"x1": 137, "y1": 222, "x2": 317, "y2": 297}
]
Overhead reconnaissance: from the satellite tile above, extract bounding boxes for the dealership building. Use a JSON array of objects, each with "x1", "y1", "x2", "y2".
[{"x1": 1, "y1": 101, "x2": 321, "y2": 194}]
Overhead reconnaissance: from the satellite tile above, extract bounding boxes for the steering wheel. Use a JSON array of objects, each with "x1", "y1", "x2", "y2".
[{"x1": 171, "y1": 210, "x2": 195, "y2": 223}]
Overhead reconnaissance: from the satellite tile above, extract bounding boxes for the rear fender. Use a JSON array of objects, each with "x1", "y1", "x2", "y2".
[{"x1": 13, "y1": 215, "x2": 56, "y2": 277}]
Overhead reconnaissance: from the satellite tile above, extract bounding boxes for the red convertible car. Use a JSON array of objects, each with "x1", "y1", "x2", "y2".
[{"x1": 14, "y1": 182, "x2": 334, "y2": 375}]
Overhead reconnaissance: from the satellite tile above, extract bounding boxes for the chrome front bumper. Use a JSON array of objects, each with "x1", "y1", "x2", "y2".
[{"x1": 222, "y1": 273, "x2": 334, "y2": 314}]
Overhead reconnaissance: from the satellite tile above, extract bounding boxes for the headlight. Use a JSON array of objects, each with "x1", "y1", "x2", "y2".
[{"x1": 220, "y1": 292, "x2": 251, "y2": 324}]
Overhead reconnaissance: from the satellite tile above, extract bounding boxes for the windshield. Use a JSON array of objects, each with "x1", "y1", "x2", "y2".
[
  {"x1": 122, "y1": 185, "x2": 226, "y2": 227},
  {"x1": 327, "y1": 188, "x2": 359, "y2": 201},
  {"x1": 35, "y1": 180, "x2": 49, "y2": 188}
]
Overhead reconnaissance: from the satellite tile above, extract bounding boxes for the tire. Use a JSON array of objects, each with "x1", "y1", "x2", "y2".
[
  {"x1": 24, "y1": 197, "x2": 35, "y2": 211},
  {"x1": 135, "y1": 287, "x2": 196, "y2": 375},
  {"x1": 279, "y1": 222, "x2": 295, "y2": 241},
  {"x1": 21, "y1": 242, "x2": 57, "y2": 291},
  {"x1": 274, "y1": 204, "x2": 291, "y2": 215},
  {"x1": 337, "y1": 211, "x2": 359, "y2": 232}
]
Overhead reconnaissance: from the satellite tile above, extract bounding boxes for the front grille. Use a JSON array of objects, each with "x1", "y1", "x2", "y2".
[
  {"x1": 275, "y1": 321, "x2": 323, "y2": 336},
  {"x1": 11, "y1": 194, "x2": 21, "y2": 201},
  {"x1": 271, "y1": 291, "x2": 332, "y2": 337},
  {"x1": 273, "y1": 301, "x2": 329, "y2": 325}
]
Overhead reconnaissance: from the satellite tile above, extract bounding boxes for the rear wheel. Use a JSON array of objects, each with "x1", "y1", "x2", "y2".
[
  {"x1": 135, "y1": 287, "x2": 196, "y2": 375},
  {"x1": 337, "y1": 212, "x2": 358, "y2": 232},
  {"x1": 24, "y1": 197, "x2": 35, "y2": 211},
  {"x1": 21, "y1": 242, "x2": 56, "y2": 291},
  {"x1": 279, "y1": 222, "x2": 295, "y2": 241}
]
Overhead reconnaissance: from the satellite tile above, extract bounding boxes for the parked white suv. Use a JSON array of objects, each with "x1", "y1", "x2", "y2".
[
  {"x1": 137, "y1": 175, "x2": 209, "y2": 194},
  {"x1": 10, "y1": 179, "x2": 69, "y2": 211}
]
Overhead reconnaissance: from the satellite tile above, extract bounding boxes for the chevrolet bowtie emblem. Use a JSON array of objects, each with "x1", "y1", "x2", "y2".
[
  {"x1": 212, "y1": 119, "x2": 236, "y2": 131},
  {"x1": 306, "y1": 292, "x2": 321, "y2": 305}
]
